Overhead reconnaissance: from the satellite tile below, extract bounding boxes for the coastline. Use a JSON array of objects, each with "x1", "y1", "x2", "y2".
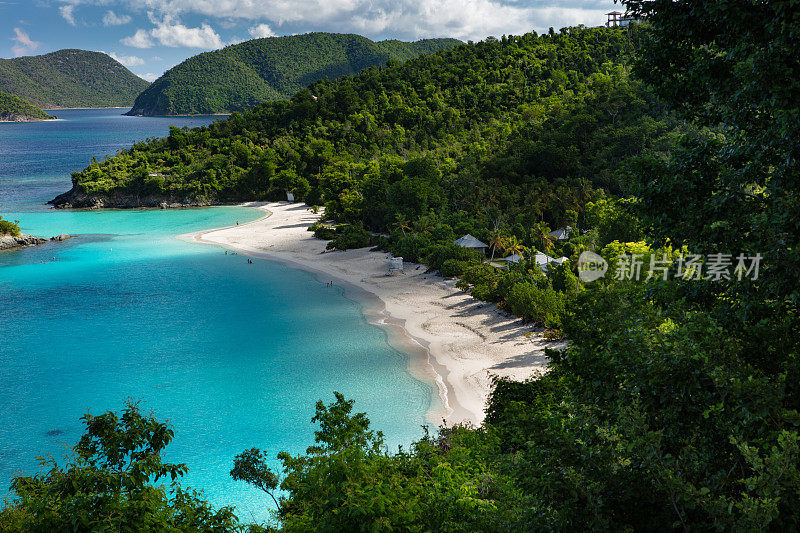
[
  {"x1": 43, "y1": 106, "x2": 129, "y2": 111},
  {"x1": 179, "y1": 202, "x2": 561, "y2": 426}
]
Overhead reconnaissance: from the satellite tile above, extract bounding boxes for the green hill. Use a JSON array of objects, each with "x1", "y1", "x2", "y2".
[
  {"x1": 126, "y1": 33, "x2": 462, "y2": 116},
  {"x1": 0, "y1": 91, "x2": 54, "y2": 121},
  {"x1": 60, "y1": 27, "x2": 668, "y2": 211},
  {"x1": 0, "y1": 49, "x2": 149, "y2": 108}
]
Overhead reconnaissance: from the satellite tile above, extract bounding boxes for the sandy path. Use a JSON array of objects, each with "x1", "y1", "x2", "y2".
[{"x1": 180, "y1": 202, "x2": 559, "y2": 425}]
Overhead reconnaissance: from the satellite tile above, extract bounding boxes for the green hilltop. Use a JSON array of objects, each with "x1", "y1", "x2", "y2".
[
  {"x1": 0, "y1": 91, "x2": 54, "y2": 121},
  {"x1": 0, "y1": 49, "x2": 149, "y2": 108},
  {"x1": 126, "y1": 33, "x2": 462, "y2": 116}
]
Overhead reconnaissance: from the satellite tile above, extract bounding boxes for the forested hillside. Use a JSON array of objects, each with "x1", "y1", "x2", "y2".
[
  {"x1": 0, "y1": 49, "x2": 149, "y2": 108},
  {"x1": 125, "y1": 33, "x2": 461, "y2": 116},
  {"x1": 0, "y1": 91, "x2": 54, "y2": 121},
  {"x1": 17, "y1": 3, "x2": 799, "y2": 529}
]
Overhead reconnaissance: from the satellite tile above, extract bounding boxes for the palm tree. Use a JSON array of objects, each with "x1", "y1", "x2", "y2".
[
  {"x1": 394, "y1": 215, "x2": 411, "y2": 236},
  {"x1": 503, "y1": 235, "x2": 526, "y2": 258},
  {"x1": 531, "y1": 223, "x2": 556, "y2": 254},
  {"x1": 413, "y1": 216, "x2": 435, "y2": 235},
  {"x1": 488, "y1": 232, "x2": 507, "y2": 261}
]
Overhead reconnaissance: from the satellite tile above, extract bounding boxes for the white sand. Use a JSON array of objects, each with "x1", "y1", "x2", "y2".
[{"x1": 180, "y1": 202, "x2": 561, "y2": 426}]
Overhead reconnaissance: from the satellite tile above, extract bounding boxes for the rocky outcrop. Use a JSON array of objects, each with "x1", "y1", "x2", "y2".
[
  {"x1": 0, "y1": 233, "x2": 73, "y2": 250},
  {"x1": 0, "y1": 113, "x2": 55, "y2": 122},
  {"x1": 49, "y1": 186, "x2": 210, "y2": 209}
]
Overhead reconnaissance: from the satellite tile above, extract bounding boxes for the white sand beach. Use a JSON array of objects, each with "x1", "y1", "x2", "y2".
[{"x1": 180, "y1": 202, "x2": 562, "y2": 426}]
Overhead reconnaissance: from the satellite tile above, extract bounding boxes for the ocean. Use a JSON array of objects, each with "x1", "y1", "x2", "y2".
[{"x1": 0, "y1": 108, "x2": 433, "y2": 523}]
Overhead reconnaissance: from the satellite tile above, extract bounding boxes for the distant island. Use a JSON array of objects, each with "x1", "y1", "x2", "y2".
[
  {"x1": 0, "y1": 91, "x2": 55, "y2": 122},
  {"x1": 0, "y1": 49, "x2": 149, "y2": 108},
  {"x1": 126, "y1": 33, "x2": 461, "y2": 116}
]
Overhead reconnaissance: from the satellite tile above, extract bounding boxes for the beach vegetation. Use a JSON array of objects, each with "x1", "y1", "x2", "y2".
[
  {"x1": 0, "y1": 216, "x2": 22, "y2": 236},
  {"x1": 325, "y1": 223, "x2": 371, "y2": 250}
]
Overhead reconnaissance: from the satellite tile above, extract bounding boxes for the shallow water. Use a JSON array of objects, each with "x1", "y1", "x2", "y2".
[{"x1": 0, "y1": 109, "x2": 432, "y2": 523}]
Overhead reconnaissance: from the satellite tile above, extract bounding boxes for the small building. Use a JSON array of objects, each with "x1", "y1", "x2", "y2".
[
  {"x1": 534, "y1": 252, "x2": 556, "y2": 272},
  {"x1": 503, "y1": 253, "x2": 524, "y2": 264},
  {"x1": 500, "y1": 252, "x2": 557, "y2": 272},
  {"x1": 548, "y1": 226, "x2": 572, "y2": 240},
  {"x1": 606, "y1": 11, "x2": 639, "y2": 27},
  {"x1": 454, "y1": 234, "x2": 488, "y2": 254}
]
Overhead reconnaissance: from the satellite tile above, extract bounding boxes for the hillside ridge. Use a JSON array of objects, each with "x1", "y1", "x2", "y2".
[{"x1": 126, "y1": 33, "x2": 462, "y2": 116}]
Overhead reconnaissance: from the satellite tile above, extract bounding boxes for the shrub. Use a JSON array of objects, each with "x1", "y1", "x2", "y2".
[
  {"x1": 440, "y1": 259, "x2": 470, "y2": 277},
  {"x1": 461, "y1": 263, "x2": 503, "y2": 301},
  {"x1": 392, "y1": 233, "x2": 433, "y2": 263},
  {"x1": 505, "y1": 281, "x2": 567, "y2": 328},
  {"x1": 326, "y1": 224, "x2": 371, "y2": 250},
  {"x1": 0, "y1": 216, "x2": 21, "y2": 237},
  {"x1": 311, "y1": 221, "x2": 338, "y2": 240},
  {"x1": 425, "y1": 243, "x2": 482, "y2": 271}
]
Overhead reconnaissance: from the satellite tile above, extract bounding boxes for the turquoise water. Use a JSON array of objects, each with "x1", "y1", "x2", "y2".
[{"x1": 0, "y1": 109, "x2": 432, "y2": 522}]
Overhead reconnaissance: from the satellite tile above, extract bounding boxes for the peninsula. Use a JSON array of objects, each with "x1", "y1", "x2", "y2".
[{"x1": 0, "y1": 91, "x2": 55, "y2": 122}]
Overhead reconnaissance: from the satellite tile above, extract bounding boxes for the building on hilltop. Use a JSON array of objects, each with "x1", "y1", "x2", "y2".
[{"x1": 606, "y1": 11, "x2": 640, "y2": 28}]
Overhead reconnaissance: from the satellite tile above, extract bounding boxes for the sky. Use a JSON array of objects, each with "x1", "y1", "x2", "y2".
[{"x1": 1, "y1": 0, "x2": 620, "y2": 82}]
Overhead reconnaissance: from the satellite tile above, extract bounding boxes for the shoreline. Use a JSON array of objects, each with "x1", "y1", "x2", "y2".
[
  {"x1": 179, "y1": 202, "x2": 561, "y2": 426},
  {"x1": 43, "y1": 106, "x2": 129, "y2": 110}
]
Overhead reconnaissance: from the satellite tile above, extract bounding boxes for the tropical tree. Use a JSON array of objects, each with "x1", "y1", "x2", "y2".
[
  {"x1": 0, "y1": 401, "x2": 239, "y2": 531},
  {"x1": 502, "y1": 235, "x2": 526, "y2": 258},
  {"x1": 393, "y1": 214, "x2": 411, "y2": 236},
  {"x1": 531, "y1": 222, "x2": 556, "y2": 253},
  {"x1": 488, "y1": 231, "x2": 507, "y2": 261}
]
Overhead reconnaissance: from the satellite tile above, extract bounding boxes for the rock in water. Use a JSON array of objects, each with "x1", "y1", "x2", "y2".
[
  {"x1": 0, "y1": 233, "x2": 74, "y2": 250},
  {"x1": 0, "y1": 233, "x2": 46, "y2": 250}
]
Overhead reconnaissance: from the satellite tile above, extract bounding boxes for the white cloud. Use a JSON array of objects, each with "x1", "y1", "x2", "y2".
[
  {"x1": 105, "y1": 51, "x2": 145, "y2": 66},
  {"x1": 150, "y1": 21, "x2": 224, "y2": 48},
  {"x1": 121, "y1": 19, "x2": 224, "y2": 49},
  {"x1": 140, "y1": 72, "x2": 159, "y2": 81},
  {"x1": 248, "y1": 23, "x2": 275, "y2": 38},
  {"x1": 103, "y1": 10, "x2": 132, "y2": 26},
  {"x1": 62, "y1": 0, "x2": 616, "y2": 41},
  {"x1": 59, "y1": 5, "x2": 76, "y2": 26},
  {"x1": 10, "y1": 27, "x2": 40, "y2": 57},
  {"x1": 99, "y1": 0, "x2": 614, "y2": 40},
  {"x1": 121, "y1": 29, "x2": 155, "y2": 48}
]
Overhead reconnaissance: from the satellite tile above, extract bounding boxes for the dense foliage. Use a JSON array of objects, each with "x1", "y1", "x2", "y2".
[
  {"x1": 126, "y1": 33, "x2": 461, "y2": 116},
  {"x1": 0, "y1": 91, "x2": 53, "y2": 121},
  {"x1": 0, "y1": 50, "x2": 149, "y2": 108},
  {"x1": 0, "y1": 215, "x2": 22, "y2": 236},
  {"x1": 0, "y1": 402, "x2": 239, "y2": 531}
]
